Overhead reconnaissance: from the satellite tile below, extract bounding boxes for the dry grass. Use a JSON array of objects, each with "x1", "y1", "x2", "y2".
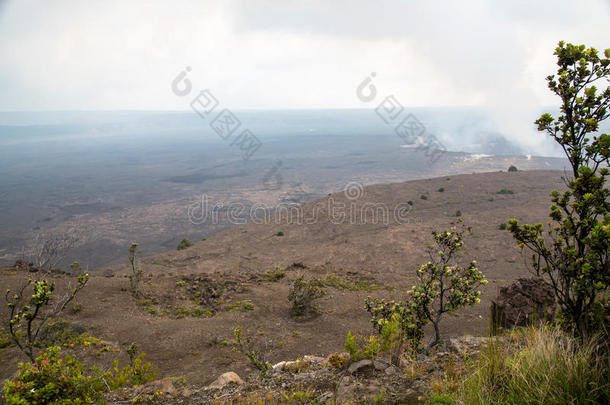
[{"x1": 429, "y1": 326, "x2": 610, "y2": 404}]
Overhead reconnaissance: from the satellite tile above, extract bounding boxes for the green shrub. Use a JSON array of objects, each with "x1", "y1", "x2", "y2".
[
  {"x1": 498, "y1": 223, "x2": 507, "y2": 230},
  {"x1": 234, "y1": 327, "x2": 272, "y2": 376},
  {"x1": 226, "y1": 300, "x2": 255, "y2": 312},
  {"x1": 496, "y1": 189, "x2": 514, "y2": 195},
  {"x1": 438, "y1": 187, "x2": 445, "y2": 192},
  {"x1": 344, "y1": 331, "x2": 381, "y2": 361},
  {"x1": 3, "y1": 343, "x2": 157, "y2": 405},
  {"x1": 276, "y1": 231, "x2": 284, "y2": 237},
  {"x1": 455, "y1": 210, "x2": 462, "y2": 217},
  {"x1": 262, "y1": 268, "x2": 286, "y2": 282},
  {"x1": 103, "y1": 343, "x2": 156, "y2": 389},
  {"x1": 421, "y1": 194, "x2": 428, "y2": 200},
  {"x1": 3, "y1": 346, "x2": 105, "y2": 404},
  {"x1": 508, "y1": 165, "x2": 518, "y2": 172},
  {"x1": 288, "y1": 276, "x2": 325, "y2": 318},
  {"x1": 176, "y1": 238, "x2": 194, "y2": 250}
]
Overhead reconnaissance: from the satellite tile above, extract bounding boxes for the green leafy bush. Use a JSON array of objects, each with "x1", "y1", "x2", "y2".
[
  {"x1": 288, "y1": 276, "x2": 325, "y2": 318},
  {"x1": 262, "y1": 267, "x2": 286, "y2": 282},
  {"x1": 176, "y1": 238, "x2": 194, "y2": 250},
  {"x1": 234, "y1": 326, "x2": 272, "y2": 376},
  {"x1": 3, "y1": 346, "x2": 105, "y2": 404},
  {"x1": 344, "y1": 331, "x2": 381, "y2": 361},
  {"x1": 508, "y1": 165, "x2": 518, "y2": 172}
]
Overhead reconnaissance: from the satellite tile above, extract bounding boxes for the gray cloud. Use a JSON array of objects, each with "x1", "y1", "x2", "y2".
[{"x1": 0, "y1": 0, "x2": 608, "y2": 155}]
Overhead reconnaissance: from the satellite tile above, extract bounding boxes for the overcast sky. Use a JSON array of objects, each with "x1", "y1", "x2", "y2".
[{"x1": 0, "y1": 0, "x2": 607, "y2": 116}]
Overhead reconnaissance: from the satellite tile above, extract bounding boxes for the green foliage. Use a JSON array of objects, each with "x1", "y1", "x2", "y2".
[
  {"x1": 454, "y1": 210, "x2": 462, "y2": 217},
  {"x1": 226, "y1": 300, "x2": 255, "y2": 312},
  {"x1": 433, "y1": 327, "x2": 610, "y2": 404},
  {"x1": 262, "y1": 267, "x2": 286, "y2": 282},
  {"x1": 234, "y1": 326, "x2": 272, "y2": 376},
  {"x1": 5, "y1": 267, "x2": 89, "y2": 361},
  {"x1": 509, "y1": 42, "x2": 610, "y2": 338},
  {"x1": 496, "y1": 189, "x2": 515, "y2": 195},
  {"x1": 323, "y1": 273, "x2": 381, "y2": 292},
  {"x1": 103, "y1": 345, "x2": 156, "y2": 390},
  {"x1": 128, "y1": 242, "x2": 143, "y2": 297},
  {"x1": 288, "y1": 276, "x2": 325, "y2": 318},
  {"x1": 3, "y1": 346, "x2": 105, "y2": 405},
  {"x1": 438, "y1": 187, "x2": 445, "y2": 192},
  {"x1": 344, "y1": 331, "x2": 381, "y2": 361},
  {"x1": 508, "y1": 165, "x2": 518, "y2": 172},
  {"x1": 176, "y1": 238, "x2": 194, "y2": 250},
  {"x1": 413, "y1": 225, "x2": 487, "y2": 351},
  {"x1": 421, "y1": 194, "x2": 428, "y2": 200},
  {"x1": 367, "y1": 222, "x2": 486, "y2": 359},
  {"x1": 276, "y1": 231, "x2": 284, "y2": 237},
  {"x1": 365, "y1": 298, "x2": 426, "y2": 361},
  {"x1": 498, "y1": 223, "x2": 507, "y2": 230}
]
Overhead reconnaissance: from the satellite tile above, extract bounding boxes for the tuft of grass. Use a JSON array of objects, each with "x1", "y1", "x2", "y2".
[
  {"x1": 227, "y1": 300, "x2": 255, "y2": 312},
  {"x1": 276, "y1": 231, "x2": 284, "y2": 236},
  {"x1": 421, "y1": 194, "x2": 428, "y2": 200},
  {"x1": 262, "y1": 268, "x2": 286, "y2": 282},
  {"x1": 430, "y1": 326, "x2": 610, "y2": 404},
  {"x1": 323, "y1": 273, "x2": 381, "y2": 292},
  {"x1": 496, "y1": 189, "x2": 515, "y2": 195}
]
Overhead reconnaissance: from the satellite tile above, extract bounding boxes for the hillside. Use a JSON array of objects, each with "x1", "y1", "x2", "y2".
[{"x1": 0, "y1": 170, "x2": 567, "y2": 388}]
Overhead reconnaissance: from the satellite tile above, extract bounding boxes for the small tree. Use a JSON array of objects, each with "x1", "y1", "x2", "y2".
[
  {"x1": 30, "y1": 232, "x2": 78, "y2": 272},
  {"x1": 412, "y1": 225, "x2": 487, "y2": 351},
  {"x1": 366, "y1": 222, "x2": 486, "y2": 357},
  {"x1": 508, "y1": 42, "x2": 610, "y2": 338},
  {"x1": 128, "y1": 243, "x2": 143, "y2": 297},
  {"x1": 5, "y1": 262, "x2": 89, "y2": 361}
]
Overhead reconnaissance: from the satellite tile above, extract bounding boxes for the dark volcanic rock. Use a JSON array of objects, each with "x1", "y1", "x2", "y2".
[{"x1": 491, "y1": 278, "x2": 556, "y2": 331}]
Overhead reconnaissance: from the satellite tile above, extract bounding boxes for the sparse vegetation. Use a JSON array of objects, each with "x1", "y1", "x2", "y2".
[
  {"x1": 227, "y1": 300, "x2": 255, "y2": 312},
  {"x1": 323, "y1": 273, "x2": 381, "y2": 292},
  {"x1": 176, "y1": 238, "x2": 194, "y2": 250},
  {"x1": 5, "y1": 263, "x2": 89, "y2": 361},
  {"x1": 496, "y1": 189, "x2": 514, "y2": 195},
  {"x1": 128, "y1": 242, "x2": 143, "y2": 297},
  {"x1": 234, "y1": 326, "x2": 272, "y2": 376},
  {"x1": 454, "y1": 210, "x2": 462, "y2": 217},
  {"x1": 262, "y1": 267, "x2": 286, "y2": 282},
  {"x1": 288, "y1": 276, "x2": 325, "y2": 318},
  {"x1": 421, "y1": 194, "x2": 428, "y2": 200}
]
